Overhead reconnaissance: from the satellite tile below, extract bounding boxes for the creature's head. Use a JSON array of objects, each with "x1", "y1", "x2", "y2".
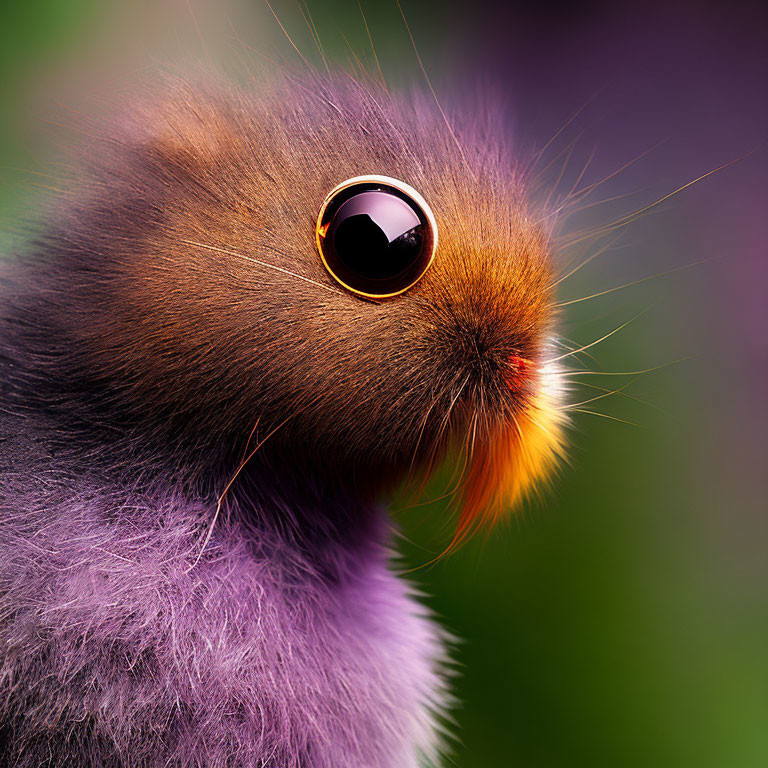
[{"x1": 5, "y1": 72, "x2": 567, "y2": 539}]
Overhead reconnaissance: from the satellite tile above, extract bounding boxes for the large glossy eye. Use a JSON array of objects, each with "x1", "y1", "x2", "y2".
[{"x1": 316, "y1": 175, "x2": 438, "y2": 299}]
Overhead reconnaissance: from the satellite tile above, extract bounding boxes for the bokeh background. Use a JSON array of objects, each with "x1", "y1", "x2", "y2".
[{"x1": 1, "y1": 1, "x2": 765, "y2": 766}]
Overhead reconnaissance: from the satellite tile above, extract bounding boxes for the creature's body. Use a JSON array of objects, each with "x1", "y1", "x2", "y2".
[
  {"x1": 0, "y1": 72, "x2": 565, "y2": 766},
  {"x1": 0, "y1": 435, "x2": 444, "y2": 766}
]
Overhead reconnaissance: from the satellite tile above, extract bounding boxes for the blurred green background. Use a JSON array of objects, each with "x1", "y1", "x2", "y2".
[{"x1": 1, "y1": 1, "x2": 765, "y2": 766}]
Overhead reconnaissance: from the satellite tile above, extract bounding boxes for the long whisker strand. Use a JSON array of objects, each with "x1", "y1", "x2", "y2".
[
  {"x1": 561, "y1": 357, "x2": 692, "y2": 377},
  {"x1": 566, "y1": 376, "x2": 640, "y2": 409},
  {"x1": 357, "y1": 0, "x2": 388, "y2": 91},
  {"x1": 571, "y1": 409, "x2": 638, "y2": 426},
  {"x1": 263, "y1": 0, "x2": 311, "y2": 67},
  {"x1": 556, "y1": 258, "x2": 712, "y2": 307},
  {"x1": 548, "y1": 233, "x2": 624, "y2": 290},
  {"x1": 186, "y1": 411, "x2": 297, "y2": 572},
  {"x1": 396, "y1": 0, "x2": 475, "y2": 179},
  {"x1": 546, "y1": 310, "x2": 647, "y2": 364},
  {"x1": 179, "y1": 238, "x2": 341, "y2": 294}
]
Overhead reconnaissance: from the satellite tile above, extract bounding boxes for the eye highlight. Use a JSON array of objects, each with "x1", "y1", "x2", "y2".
[{"x1": 316, "y1": 175, "x2": 438, "y2": 299}]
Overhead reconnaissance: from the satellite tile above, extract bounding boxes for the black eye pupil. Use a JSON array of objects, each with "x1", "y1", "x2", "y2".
[
  {"x1": 329, "y1": 191, "x2": 424, "y2": 281},
  {"x1": 317, "y1": 179, "x2": 436, "y2": 298}
]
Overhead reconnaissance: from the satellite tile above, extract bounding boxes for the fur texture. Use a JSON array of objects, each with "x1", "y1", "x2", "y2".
[
  {"x1": 0, "y1": 71, "x2": 564, "y2": 765},
  {"x1": 0, "y1": 431, "x2": 446, "y2": 767}
]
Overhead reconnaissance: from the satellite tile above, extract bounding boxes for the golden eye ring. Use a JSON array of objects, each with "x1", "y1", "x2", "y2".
[{"x1": 315, "y1": 174, "x2": 438, "y2": 299}]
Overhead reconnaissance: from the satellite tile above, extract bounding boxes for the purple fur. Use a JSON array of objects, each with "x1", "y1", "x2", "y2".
[{"x1": 0, "y1": 450, "x2": 449, "y2": 766}]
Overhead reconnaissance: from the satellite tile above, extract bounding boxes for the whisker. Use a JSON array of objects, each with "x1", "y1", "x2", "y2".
[
  {"x1": 561, "y1": 188, "x2": 647, "y2": 217},
  {"x1": 185, "y1": 0, "x2": 212, "y2": 67},
  {"x1": 396, "y1": 0, "x2": 475, "y2": 179},
  {"x1": 0, "y1": 165, "x2": 68, "y2": 181},
  {"x1": 25, "y1": 182, "x2": 68, "y2": 195},
  {"x1": 558, "y1": 154, "x2": 748, "y2": 250},
  {"x1": 427, "y1": 410, "x2": 483, "y2": 560},
  {"x1": 571, "y1": 409, "x2": 638, "y2": 426},
  {"x1": 228, "y1": 18, "x2": 284, "y2": 70},
  {"x1": 565, "y1": 145, "x2": 597, "y2": 200},
  {"x1": 179, "y1": 238, "x2": 342, "y2": 295},
  {"x1": 567, "y1": 139, "x2": 667, "y2": 204},
  {"x1": 415, "y1": 376, "x2": 470, "y2": 502},
  {"x1": 263, "y1": 0, "x2": 311, "y2": 68},
  {"x1": 467, "y1": 410, "x2": 479, "y2": 464},
  {"x1": 548, "y1": 234, "x2": 624, "y2": 290},
  {"x1": 566, "y1": 376, "x2": 639, "y2": 409},
  {"x1": 556, "y1": 258, "x2": 711, "y2": 307},
  {"x1": 239, "y1": 418, "x2": 262, "y2": 464},
  {"x1": 532, "y1": 130, "x2": 585, "y2": 194},
  {"x1": 538, "y1": 188, "x2": 646, "y2": 226},
  {"x1": 524, "y1": 89, "x2": 601, "y2": 178},
  {"x1": 227, "y1": 23, "x2": 345, "y2": 118},
  {"x1": 298, "y1": 0, "x2": 330, "y2": 75},
  {"x1": 573, "y1": 381, "x2": 661, "y2": 411},
  {"x1": 542, "y1": 134, "x2": 580, "y2": 212},
  {"x1": 439, "y1": 408, "x2": 477, "y2": 504},
  {"x1": 561, "y1": 357, "x2": 691, "y2": 377},
  {"x1": 339, "y1": 30, "x2": 367, "y2": 74},
  {"x1": 186, "y1": 411, "x2": 296, "y2": 572},
  {"x1": 546, "y1": 311, "x2": 647, "y2": 364},
  {"x1": 553, "y1": 335, "x2": 602, "y2": 369},
  {"x1": 598, "y1": 155, "x2": 746, "y2": 228},
  {"x1": 358, "y1": 0, "x2": 388, "y2": 92},
  {"x1": 405, "y1": 379, "x2": 452, "y2": 485},
  {"x1": 401, "y1": 408, "x2": 477, "y2": 537}
]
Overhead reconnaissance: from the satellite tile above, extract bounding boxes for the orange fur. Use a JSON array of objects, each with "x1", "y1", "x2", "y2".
[{"x1": 455, "y1": 378, "x2": 567, "y2": 546}]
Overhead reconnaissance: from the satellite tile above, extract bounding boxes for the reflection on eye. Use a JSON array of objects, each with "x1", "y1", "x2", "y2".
[{"x1": 316, "y1": 175, "x2": 438, "y2": 299}]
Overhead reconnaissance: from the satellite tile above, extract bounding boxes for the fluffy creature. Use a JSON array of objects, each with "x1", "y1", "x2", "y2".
[{"x1": 0, "y1": 69, "x2": 566, "y2": 767}]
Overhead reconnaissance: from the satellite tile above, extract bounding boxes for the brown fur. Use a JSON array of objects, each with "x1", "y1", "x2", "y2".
[{"x1": 4, "y1": 71, "x2": 559, "y2": 522}]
